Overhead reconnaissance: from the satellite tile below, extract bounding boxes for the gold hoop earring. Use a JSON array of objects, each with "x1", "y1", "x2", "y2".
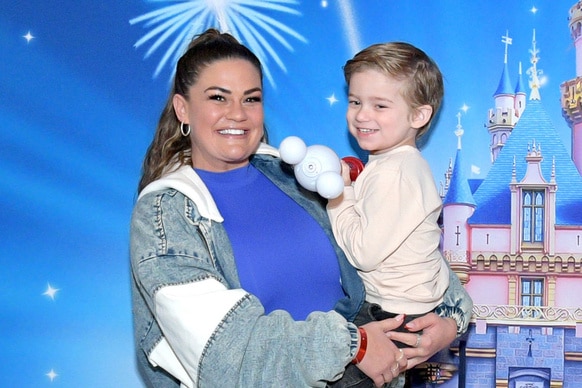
[{"x1": 180, "y1": 122, "x2": 191, "y2": 137}]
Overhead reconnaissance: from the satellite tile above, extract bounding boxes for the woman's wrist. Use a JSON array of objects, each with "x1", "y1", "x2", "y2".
[{"x1": 351, "y1": 327, "x2": 367, "y2": 364}]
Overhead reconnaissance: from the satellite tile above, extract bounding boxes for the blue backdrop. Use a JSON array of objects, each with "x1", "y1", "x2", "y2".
[{"x1": 1, "y1": 1, "x2": 575, "y2": 386}]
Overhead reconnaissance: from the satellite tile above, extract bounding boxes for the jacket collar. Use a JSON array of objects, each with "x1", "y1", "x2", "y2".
[{"x1": 138, "y1": 143, "x2": 279, "y2": 222}]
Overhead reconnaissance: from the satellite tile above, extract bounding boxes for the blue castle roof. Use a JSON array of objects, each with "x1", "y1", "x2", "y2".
[
  {"x1": 494, "y1": 63, "x2": 514, "y2": 96},
  {"x1": 515, "y1": 69, "x2": 525, "y2": 95},
  {"x1": 443, "y1": 147, "x2": 476, "y2": 207},
  {"x1": 468, "y1": 99, "x2": 582, "y2": 226},
  {"x1": 468, "y1": 178, "x2": 483, "y2": 194}
]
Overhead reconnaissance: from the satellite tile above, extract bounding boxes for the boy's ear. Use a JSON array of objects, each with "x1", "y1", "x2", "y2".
[
  {"x1": 411, "y1": 105, "x2": 433, "y2": 129},
  {"x1": 173, "y1": 94, "x2": 189, "y2": 123}
]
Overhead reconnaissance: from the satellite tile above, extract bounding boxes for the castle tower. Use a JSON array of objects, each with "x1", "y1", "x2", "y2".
[
  {"x1": 514, "y1": 62, "x2": 527, "y2": 117},
  {"x1": 442, "y1": 113, "x2": 476, "y2": 285},
  {"x1": 488, "y1": 31, "x2": 519, "y2": 163},
  {"x1": 560, "y1": 1, "x2": 582, "y2": 175}
]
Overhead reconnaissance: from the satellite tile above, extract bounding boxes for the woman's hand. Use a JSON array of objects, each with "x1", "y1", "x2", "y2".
[
  {"x1": 356, "y1": 315, "x2": 408, "y2": 387},
  {"x1": 387, "y1": 313, "x2": 457, "y2": 369}
]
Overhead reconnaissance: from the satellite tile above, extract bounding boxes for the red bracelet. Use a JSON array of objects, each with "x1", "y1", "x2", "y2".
[{"x1": 351, "y1": 327, "x2": 368, "y2": 364}]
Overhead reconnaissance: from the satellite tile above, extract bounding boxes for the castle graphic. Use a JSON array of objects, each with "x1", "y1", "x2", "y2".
[{"x1": 411, "y1": 2, "x2": 582, "y2": 387}]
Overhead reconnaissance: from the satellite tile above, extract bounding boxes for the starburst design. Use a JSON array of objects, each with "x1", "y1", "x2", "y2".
[{"x1": 130, "y1": 0, "x2": 307, "y2": 87}]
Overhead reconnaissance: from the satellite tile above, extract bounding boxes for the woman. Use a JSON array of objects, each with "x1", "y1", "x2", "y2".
[{"x1": 130, "y1": 28, "x2": 472, "y2": 387}]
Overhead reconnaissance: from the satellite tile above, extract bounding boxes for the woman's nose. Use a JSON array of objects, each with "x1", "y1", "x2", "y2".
[{"x1": 226, "y1": 102, "x2": 247, "y2": 120}]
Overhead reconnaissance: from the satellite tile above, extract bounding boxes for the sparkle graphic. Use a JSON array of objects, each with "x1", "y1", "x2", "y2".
[
  {"x1": 460, "y1": 103, "x2": 469, "y2": 113},
  {"x1": 326, "y1": 93, "x2": 338, "y2": 106},
  {"x1": 130, "y1": 0, "x2": 306, "y2": 87},
  {"x1": 23, "y1": 31, "x2": 34, "y2": 43},
  {"x1": 531, "y1": 6, "x2": 538, "y2": 14},
  {"x1": 46, "y1": 369, "x2": 58, "y2": 382},
  {"x1": 43, "y1": 283, "x2": 60, "y2": 300}
]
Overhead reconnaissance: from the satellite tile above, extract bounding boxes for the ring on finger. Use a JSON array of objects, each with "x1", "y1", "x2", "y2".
[
  {"x1": 414, "y1": 333, "x2": 422, "y2": 348},
  {"x1": 390, "y1": 364, "x2": 399, "y2": 375},
  {"x1": 396, "y1": 348, "x2": 404, "y2": 362}
]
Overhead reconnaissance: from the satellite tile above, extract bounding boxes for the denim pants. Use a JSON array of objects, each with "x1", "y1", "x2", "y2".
[{"x1": 328, "y1": 303, "x2": 425, "y2": 388}]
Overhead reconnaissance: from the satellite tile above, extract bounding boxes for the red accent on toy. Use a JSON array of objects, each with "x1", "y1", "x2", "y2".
[{"x1": 342, "y1": 156, "x2": 365, "y2": 181}]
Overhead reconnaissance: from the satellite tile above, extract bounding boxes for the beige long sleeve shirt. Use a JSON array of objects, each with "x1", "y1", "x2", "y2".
[{"x1": 327, "y1": 145, "x2": 449, "y2": 314}]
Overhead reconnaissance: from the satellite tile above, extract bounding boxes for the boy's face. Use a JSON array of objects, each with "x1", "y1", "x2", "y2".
[{"x1": 346, "y1": 68, "x2": 429, "y2": 155}]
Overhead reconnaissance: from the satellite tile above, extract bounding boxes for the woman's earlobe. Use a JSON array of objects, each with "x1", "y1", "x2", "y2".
[{"x1": 173, "y1": 94, "x2": 188, "y2": 122}]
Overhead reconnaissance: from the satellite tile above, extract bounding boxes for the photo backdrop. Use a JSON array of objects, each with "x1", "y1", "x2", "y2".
[{"x1": 1, "y1": 1, "x2": 577, "y2": 386}]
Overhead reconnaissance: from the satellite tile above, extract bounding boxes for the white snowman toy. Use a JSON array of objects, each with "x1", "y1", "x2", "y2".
[{"x1": 278, "y1": 136, "x2": 357, "y2": 199}]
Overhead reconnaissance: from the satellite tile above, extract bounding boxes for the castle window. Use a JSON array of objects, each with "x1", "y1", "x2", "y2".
[
  {"x1": 522, "y1": 190, "x2": 544, "y2": 244},
  {"x1": 520, "y1": 277, "x2": 544, "y2": 318}
]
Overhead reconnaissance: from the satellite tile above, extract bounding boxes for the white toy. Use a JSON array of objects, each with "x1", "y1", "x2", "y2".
[{"x1": 278, "y1": 136, "x2": 345, "y2": 199}]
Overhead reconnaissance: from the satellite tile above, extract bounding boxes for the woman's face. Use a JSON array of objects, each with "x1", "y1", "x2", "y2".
[{"x1": 173, "y1": 58, "x2": 264, "y2": 172}]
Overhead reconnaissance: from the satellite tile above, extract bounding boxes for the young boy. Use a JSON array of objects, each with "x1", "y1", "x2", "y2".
[{"x1": 327, "y1": 42, "x2": 450, "y2": 387}]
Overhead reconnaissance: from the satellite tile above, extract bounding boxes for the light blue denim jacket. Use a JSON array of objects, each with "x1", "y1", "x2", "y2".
[{"x1": 130, "y1": 144, "x2": 472, "y2": 387}]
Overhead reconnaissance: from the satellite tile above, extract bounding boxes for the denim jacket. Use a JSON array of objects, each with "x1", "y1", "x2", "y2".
[{"x1": 130, "y1": 143, "x2": 473, "y2": 387}]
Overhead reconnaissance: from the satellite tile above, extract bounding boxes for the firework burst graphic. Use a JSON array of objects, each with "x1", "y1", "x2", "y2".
[{"x1": 130, "y1": 0, "x2": 307, "y2": 87}]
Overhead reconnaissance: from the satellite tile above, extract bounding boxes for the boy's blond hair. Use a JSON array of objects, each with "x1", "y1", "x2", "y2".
[{"x1": 343, "y1": 42, "x2": 444, "y2": 139}]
